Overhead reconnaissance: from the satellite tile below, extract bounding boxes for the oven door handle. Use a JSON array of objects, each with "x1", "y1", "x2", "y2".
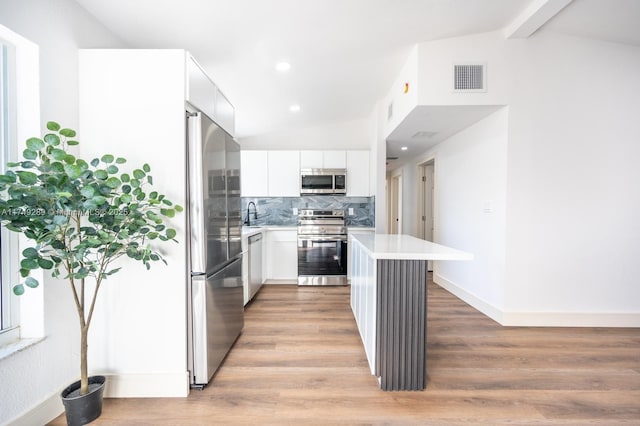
[{"x1": 298, "y1": 235, "x2": 348, "y2": 242}]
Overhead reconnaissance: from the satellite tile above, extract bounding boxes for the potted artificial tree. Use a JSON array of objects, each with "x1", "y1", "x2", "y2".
[{"x1": 0, "y1": 122, "x2": 181, "y2": 425}]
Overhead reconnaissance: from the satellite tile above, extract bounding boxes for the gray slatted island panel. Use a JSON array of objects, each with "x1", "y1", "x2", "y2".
[
  {"x1": 349, "y1": 234, "x2": 472, "y2": 392},
  {"x1": 376, "y1": 259, "x2": 427, "y2": 391}
]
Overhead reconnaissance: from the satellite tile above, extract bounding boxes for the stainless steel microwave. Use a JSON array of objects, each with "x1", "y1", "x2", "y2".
[{"x1": 300, "y1": 169, "x2": 346, "y2": 195}]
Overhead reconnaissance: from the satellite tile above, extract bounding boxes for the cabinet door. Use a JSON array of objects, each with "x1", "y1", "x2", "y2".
[
  {"x1": 187, "y1": 56, "x2": 216, "y2": 122},
  {"x1": 323, "y1": 151, "x2": 346, "y2": 169},
  {"x1": 240, "y1": 151, "x2": 268, "y2": 196},
  {"x1": 215, "y1": 89, "x2": 235, "y2": 137},
  {"x1": 347, "y1": 150, "x2": 370, "y2": 196},
  {"x1": 268, "y1": 151, "x2": 300, "y2": 196},
  {"x1": 300, "y1": 151, "x2": 323, "y2": 169},
  {"x1": 265, "y1": 230, "x2": 298, "y2": 280}
]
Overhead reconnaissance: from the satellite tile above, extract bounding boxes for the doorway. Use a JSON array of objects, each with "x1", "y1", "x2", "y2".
[
  {"x1": 388, "y1": 172, "x2": 402, "y2": 234},
  {"x1": 418, "y1": 160, "x2": 434, "y2": 270}
]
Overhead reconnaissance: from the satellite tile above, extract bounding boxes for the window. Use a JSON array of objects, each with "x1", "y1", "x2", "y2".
[{"x1": 0, "y1": 38, "x2": 20, "y2": 343}]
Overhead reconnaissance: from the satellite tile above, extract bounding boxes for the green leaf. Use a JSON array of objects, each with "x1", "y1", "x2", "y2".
[
  {"x1": 25, "y1": 276, "x2": 39, "y2": 288},
  {"x1": 147, "y1": 232, "x2": 159, "y2": 239},
  {"x1": 47, "y1": 121, "x2": 61, "y2": 131},
  {"x1": 44, "y1": 133, "x2": 61, "y2": 146},
  {"x1": 21, "y1": 258, "x2": 39, "y2": 270},
  {"x1": 121, "y1": 173, "x2": 130, "y2": 183},
  {"x1": 90, "y1": 158, "x2": 100, "y2": 167},
  {"x1": 22, "y1": 247, "x2": 39, "y2": 259},
  {"x1": 166, "y1": 228, "x2": 177, "y2": 239},
  {"x1": 116, "y1": 157, "x2": 126, "y2": 164},
  {"x1": 81, "y1": 186, "x2": 96, "y2": 198},
  {"x1": 21, "y1": 160, "x2": 36, "y2": 169},
  {"x1": 56, "y1": 191, "x2": 73, "y2": 198},
  {"x1": 94, "y1": 170, "x2": 108, "y2": 180},
  {"x1": 120, "y1": 194, "x2": 132, "y2": 204},
  {"x1": 51, "y1": 148, "x2": 67, "y2": 161},
  {"x1": 101, "y1": 154, "x2": 114, "y2": 163},
  {"x1": 106, "y1": 165, "x2": 119, "y2": 174},
  {"x1": 19, "y1": 268, "x2": 30, "y2": 278},
  {"x1": 22, "y1": 149, "x2": 38, "y2": 160},
  {"x1": 160, "y1": 208, "x2": 175, "y2": 218},
  {"x1": 26, "y1": 137, "x2": 45, "y2": 151},
  {"x1": 149, "y1": 191, "x2": 158, "y2": 199},
  {"x1": 64, "y1": 164, "x2": 82, "y2": 179},
  {"x1": 16, "y1": 171, "x2": 38, "y2": 185},
  {"x1": 143, "y1": 163, "x2": 151, "y2": 173},
  {"x1": 13, "y1": 284, "x2": 25, "y2": 296},
  {"x1": 105, "y1": 177, "x2": 121, "y2": 189},
  {"x1": 147, "y1": 175, "x2": 153, "y2": 185},
  {"x1": 66, "y1": 140, "x2": 79, "y2": 146},
  {"x1": 133, "y1": 169, "x2": 145, "y2": 179},
  {"x1": 64, "y1": 154, "x2": 76, "y2": 164},
  {"x1": 37, "y1": 258, "x2": 54, "y2": 270},
  {"x1": 59, "y1": 128, "x2": 76, "y2": 137}
]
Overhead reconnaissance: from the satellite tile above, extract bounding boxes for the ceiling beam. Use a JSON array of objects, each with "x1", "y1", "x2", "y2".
[{"x1": 505, "y1": 0, "x2": 573, "y2": 39}]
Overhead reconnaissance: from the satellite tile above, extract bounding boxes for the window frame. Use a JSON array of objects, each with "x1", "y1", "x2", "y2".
[{"x1": 0, "y1": 39, "x2": 21, "y2": 343}]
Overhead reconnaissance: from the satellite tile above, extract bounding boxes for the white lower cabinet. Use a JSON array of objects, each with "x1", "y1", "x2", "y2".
[
  {"x1": 348, "y1": 228, "x2": 375, "y2": 279},
  {"x1": 264, "y1": 229, "x2": 298, "y2": 281}
]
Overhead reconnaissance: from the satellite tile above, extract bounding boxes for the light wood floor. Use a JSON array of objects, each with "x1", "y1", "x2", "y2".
[{"x1": 50, "y1": 279, "x2": 640, "y2": 425}]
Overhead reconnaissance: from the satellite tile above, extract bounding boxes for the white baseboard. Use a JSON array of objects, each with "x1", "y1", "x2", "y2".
[
  {"x1": 501, "y1": 311, "x2": 640, "y2": 327},
  {"x1": 433, "y1": 273, "x2": 504, "y2": 324},
  {"x1": 101, "y1": 372, "x2": 190, "y2": 397},
  {"x1": 263, "y1": 279, "x2": 297, "y2": 285},
  {"x1": 433, "y1": 273, "x2": 640, "y2": 328},
  {"x1": 6, "y1": 372, "x2": 189, "y2": 425},
  {"x1": 7, "y1": 389, "x2": 63, "y2": 426}
]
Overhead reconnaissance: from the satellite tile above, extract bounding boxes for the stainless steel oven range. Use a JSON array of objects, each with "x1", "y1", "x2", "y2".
[{"x1": 297, "y1": 209, "x2": 348, "y2": 286}]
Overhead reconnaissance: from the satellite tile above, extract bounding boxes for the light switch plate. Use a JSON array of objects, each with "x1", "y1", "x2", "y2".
[
  {"x1": 348, "y1": 208, "x2": 354, "y2": 215},
  {"x1": 293, "y1": 208, "x2": 298, "y2": 215}
]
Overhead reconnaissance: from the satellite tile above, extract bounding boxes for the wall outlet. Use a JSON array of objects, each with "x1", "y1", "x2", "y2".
[
  {"x1": 293, "y1": 208, "x2": 298, "y2": 215},
  {"x1": 348, "y1": 208, "x2": 354, "y2": 216}
]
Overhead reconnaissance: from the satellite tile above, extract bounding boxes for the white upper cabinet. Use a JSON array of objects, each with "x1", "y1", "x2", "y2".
[
  {"x1": 187, "y1": 54, "x2": 235, "y2": 137},
  {"x1": 299, "y1": 151, "x2": 324, "y2": 168},
  {"x1": 323, "y1": 151, "x2": 347, "y2": 168},
  {"x1": 268, "y1": 151, "x2": 300, "y2": 197},
  {"x1": 347, "y1": 150, "x2": 370, "y2": 196},
  {"x1": 240, "y1": 151, "x2": 268, "y2": 197},
  {"x1": 215, "y1": 89, "x2": 235, "y2": 137},
  {"x1": 300, "y1": 150, "x2": 346, "y2": 169}
]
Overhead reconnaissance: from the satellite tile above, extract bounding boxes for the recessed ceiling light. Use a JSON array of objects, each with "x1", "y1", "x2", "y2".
[
  {"x1": 276, "y1": 62, "x2": 291, "y2": 72},
  {"x1": 401, "y1": 146, "x2": 408, "y2": 151},
  {"x1": 289, "y1": 104, "x2": 300, "y2": 112}
]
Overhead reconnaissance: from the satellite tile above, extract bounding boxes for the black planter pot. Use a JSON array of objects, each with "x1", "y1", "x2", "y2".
[{"x1": 60, "y1": 375, "x2": 106, "y2": 426}]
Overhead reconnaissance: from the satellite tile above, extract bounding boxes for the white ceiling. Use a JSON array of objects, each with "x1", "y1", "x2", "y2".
[
  {"x1": 74, "y1": 0, "x2": 531, "y2": 137},
  {"x1": 74, "y1": 0, "x2": 640, "y2": 149}
]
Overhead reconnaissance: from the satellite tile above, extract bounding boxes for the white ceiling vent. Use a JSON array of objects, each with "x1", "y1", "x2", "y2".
[{"x1": 453, "y1": 63, "x2": 486, "y2": 92}]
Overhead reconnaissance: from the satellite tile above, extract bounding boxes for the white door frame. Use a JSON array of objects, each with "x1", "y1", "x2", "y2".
[
  {"x1": 416, "y1": 156, "x2": 436, "y2": 271},
  {"x1": 388, "y1": 170, "x2": 403, "y2": 234}
]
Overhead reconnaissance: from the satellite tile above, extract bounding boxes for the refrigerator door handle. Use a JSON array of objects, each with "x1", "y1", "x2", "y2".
[{"x1": 187, "y1": 111, "x2": 207, "y2": 273}]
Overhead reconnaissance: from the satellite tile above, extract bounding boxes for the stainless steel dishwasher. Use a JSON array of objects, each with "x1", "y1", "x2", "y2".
[{"x1": 247, "y1": 233, "x2": 263, "y2": 302}]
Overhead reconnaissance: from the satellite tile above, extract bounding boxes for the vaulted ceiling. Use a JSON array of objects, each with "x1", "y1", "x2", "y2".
[{"x1": 74, "y1": 0, "x2": 640, "y2": 139}]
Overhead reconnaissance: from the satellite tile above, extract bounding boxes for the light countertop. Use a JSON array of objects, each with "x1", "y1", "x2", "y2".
[{"x1": 351, "y1": 234, "x2": 473, "y2": 261}]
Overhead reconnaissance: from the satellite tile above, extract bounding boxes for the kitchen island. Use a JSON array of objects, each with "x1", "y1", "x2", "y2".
[{"x1": 349, "y1": 234, "x2": 472, "y2": 391}]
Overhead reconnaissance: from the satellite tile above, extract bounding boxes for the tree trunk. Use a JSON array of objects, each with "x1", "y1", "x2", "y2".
[{"x1": 80, "y1": 325, "x2": 89, "y2": 395}]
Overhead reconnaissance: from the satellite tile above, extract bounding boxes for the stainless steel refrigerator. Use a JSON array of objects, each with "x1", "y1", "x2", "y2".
[{"x1": 186, "y1": 104, "x2": 244, "y2": 388}]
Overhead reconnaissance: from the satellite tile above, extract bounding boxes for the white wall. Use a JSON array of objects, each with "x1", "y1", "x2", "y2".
[
  {"x1": 78, "y1": 49, "x2": 189, "y2": 397},
  {"x1": 388, "y1": 29, "x2": 640, "y2": 326},
  {"x1": 396, "y1": 108, "x2": 508, "y2": 317},
  {"x1": 0, "y1": 1, "x2": 124, "y2": 424},
  {"x1": 239, "y1": 117, "x2": 369, "y2": 150},
  {"x1": 503, "y1": 31, "x2": 640, "y2": 325},
  {"x1": 382, "y1": 45, "x2": 418, "y2": 139}
]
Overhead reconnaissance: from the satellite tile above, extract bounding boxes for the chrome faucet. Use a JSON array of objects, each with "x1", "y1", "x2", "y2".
[{"x1": 245, "y1": 201, "x2": 258, "y2": 226}]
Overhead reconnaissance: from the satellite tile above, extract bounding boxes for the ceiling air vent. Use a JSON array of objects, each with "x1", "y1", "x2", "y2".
[{"x1": 453, "y1": 63, "x2": 486, "y2": 92}]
